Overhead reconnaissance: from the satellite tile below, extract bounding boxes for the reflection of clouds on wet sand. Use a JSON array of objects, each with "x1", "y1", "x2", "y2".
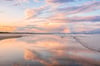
[
  {"x1": 24, "y1": 49, "x2": 58, "y2": 66},
  {"x1": 0, "y1": 34, "x2": 100, "y2": 66},
  {"x1": 22, "y1": 35, "x2": 100, "y2": 66},
  {"x1": 0, "y1": 39, "x2": 24, "y2": 66}
]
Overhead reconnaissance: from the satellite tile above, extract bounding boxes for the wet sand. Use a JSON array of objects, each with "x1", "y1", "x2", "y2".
[{"x1": 0, "y1": 34, "x2": 100, "y2": 66}]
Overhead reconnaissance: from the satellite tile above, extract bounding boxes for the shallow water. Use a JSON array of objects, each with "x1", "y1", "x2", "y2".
[{"x1": 0, "y1": 34, "x2": 100, "y2": 66}]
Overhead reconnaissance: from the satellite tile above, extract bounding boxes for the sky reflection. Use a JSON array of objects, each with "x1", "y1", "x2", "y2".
[{"x1": 0, "y1": 34, "x2": 100, "y2": 66}]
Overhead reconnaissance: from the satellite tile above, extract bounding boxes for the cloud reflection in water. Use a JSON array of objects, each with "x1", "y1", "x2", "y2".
[{"x1": 0, "y1": 35, "x2": 100, "y2": 66}]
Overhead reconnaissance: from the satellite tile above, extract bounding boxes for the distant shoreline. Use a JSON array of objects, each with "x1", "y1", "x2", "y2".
[
  {"x1": 0, "y1": 33, "x2": 23, "y2": 40},
  {"x1": 0, "y1": 32, "x2": 100, "y2": 34}
]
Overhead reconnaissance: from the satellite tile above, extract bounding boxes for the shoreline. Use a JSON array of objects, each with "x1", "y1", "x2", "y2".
[{"x1": 0, "y1": 35, "x2": 23, "y2": 40}]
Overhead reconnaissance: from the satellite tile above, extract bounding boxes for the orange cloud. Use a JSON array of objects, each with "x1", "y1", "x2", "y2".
[
  {"x1": 0, "y1": 26, "x2": 16, "y2": 32},
  {"x1": 63, "y1": 28, "x2": 70, "y2": 33},
  {"x1": 24, "y1": 9, "x2": 37, "y2": 19},
  {"x1": 38, "y1": 23, "x2": 64, "y2": 29}
]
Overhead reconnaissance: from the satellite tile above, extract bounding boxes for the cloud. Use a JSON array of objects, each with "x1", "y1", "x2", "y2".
[
  {"x1": 34, "y1": 0, "x2": 78, "y2": 7},
  {"x1": 15, "y1": 22, "x2": 71, "y2": 33},
  {"x1": 16, "y1": 25, "x2": 45, "y2": 32},
  {"x1": 69, "y1": 16, "x2": 100, "y2": 22},
  {"x1": 4, "y1": 0, "x2": 14, "y2": 1},
  {"x1": 34, "y1": 0, "x2": 76, "y2": 3},
  {"x1": 2, "y1": 0, "x2": 100, "y2": 33},
  {"x1": 54, "y1": 16, "x2": 100, "y2": 23},
  {"x1": 45, "y1": 0, "x2": 75, "y2": 3},
  {"x1": 45, "y1": 13, "x2": 100, "y2": 23},
  {"x1": 15, "y1": 0, "x2": 29, "y2": 3},
  {"x1": 4, "y1": 0, "x2": 29, "y2": 5},
  {"x1": 24, "y1": 6, "x2": 48, "y2": 19},
  {"x1": 6, "y1": 0, "x2": 74, "y2": 4},
  {"x1": 43, "y1": 1, "x2": 100, "y2": 23},
  {"x1": 25, "y1": 1, "x2": 100, "y2": 23},
  {"x1": 25, "y1": 9, "x2": 37, "y2": 19},
  {"x1": 0, "y1": 26, "x2": 16, "y2": 32},
  {"x1": 57, "y1": 1, "x2": 100, "y2": 15}
]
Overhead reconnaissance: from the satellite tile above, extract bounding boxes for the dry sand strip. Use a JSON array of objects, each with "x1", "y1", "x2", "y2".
[{"x1": 0, "y1": 34, "x2": 23, "y2": 40}]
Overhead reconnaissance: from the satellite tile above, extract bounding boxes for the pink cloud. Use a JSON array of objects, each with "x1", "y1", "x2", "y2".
[
  {"x1": 4, "y1": 0, "x2": 29, "y2": 2},
  {"x1": 58, "y1": 1, "x2": 100, "y2": 15},
  {"x1": 45, "y1": 0, "x2": 75, "y2": 3},
  {"x1": 25, "y1": 9, "x2": 37, "y2": 19},
  {"x1": 24, "y1": 5, "x2": 48, "y2": 19},
  {"x1": 34, "y1": 0, "x2": 75, "y2": 3}
]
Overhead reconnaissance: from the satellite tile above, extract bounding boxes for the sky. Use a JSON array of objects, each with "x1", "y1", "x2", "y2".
[{"x1": 0, "y1": 0, "x2": 100, "y2": 32}]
